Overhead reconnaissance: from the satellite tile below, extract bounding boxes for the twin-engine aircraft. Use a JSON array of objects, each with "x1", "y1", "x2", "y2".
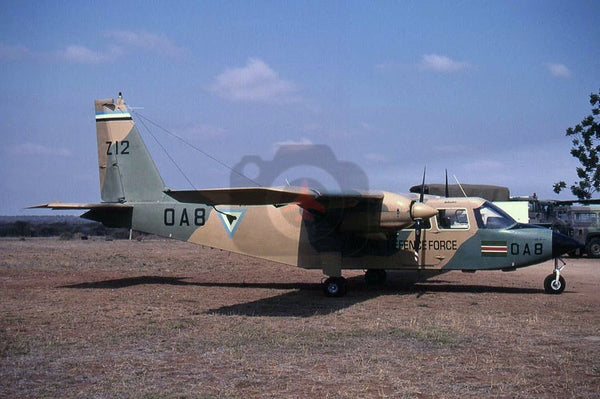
[{"x1": 30, "y1": 94, "x2": 580, "y2": 297}]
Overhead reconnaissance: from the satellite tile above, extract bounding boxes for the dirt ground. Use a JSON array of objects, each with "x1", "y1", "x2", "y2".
[{"x1": 1, "y1": 237, "x2": 599, "y2": 398}]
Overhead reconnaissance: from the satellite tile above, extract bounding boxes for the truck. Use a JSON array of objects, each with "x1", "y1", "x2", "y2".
[
  {"x1": 551, "y1": 205, "x2": 600, "y2": 258},
  {"x1": 525, "y1": 198, "x2": 600, "y2": 257}
]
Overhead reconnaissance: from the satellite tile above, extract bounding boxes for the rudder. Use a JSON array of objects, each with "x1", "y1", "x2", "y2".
[{"x1": 95, "y1": 93, "x2": 166, "y2": 202}]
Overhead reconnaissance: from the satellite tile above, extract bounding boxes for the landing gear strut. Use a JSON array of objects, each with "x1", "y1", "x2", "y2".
[{"x1": 544, "y1": 258, "x2": 566, "y2": 295}]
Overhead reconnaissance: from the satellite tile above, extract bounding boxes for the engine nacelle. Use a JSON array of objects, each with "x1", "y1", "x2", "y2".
[
  {"x1": 379, "y1": 192, "x2": 437, "y2": 229},
  {"x1": 338, "y1": 192, "x2": 438, "y2": 232}
]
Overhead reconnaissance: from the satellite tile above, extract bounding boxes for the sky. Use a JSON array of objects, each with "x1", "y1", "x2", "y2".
[{"x1": 1, "y1": 1, "x2": 599, "y2": 215}]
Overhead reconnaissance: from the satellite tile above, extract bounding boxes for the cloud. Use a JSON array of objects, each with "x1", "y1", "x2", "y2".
[
  {"x1": 0, "y1": 44, "x2": 113, "y2": 64},
  {"x1": 210, "y1": 58, "x2": 299, "y2": 103},
  {"x1": 364, "y1": 153, "x2": 390, "y2": 163},
  {"x1": 11, "y1": 143, "x2": 71, "y2": 157},
  {"x1": 59, "y1": 45, "x2": 114, "y2": 64},
  {"x1": 420, "y1": 54, "x2": 470, "y2": 73},
  {"x1": 0, "y1": 44, "x2": 33, "y2": 61},
  {"x1": 274, "y1": 138, "x2": 313, "y2": 147},
  {"x1": 545, "y1": 63, "x2": 571, "y2": 78},
  {"x1": 1, "y1": 30, "x2": 184, "y2": 65},
  {"x1": 104, "y1": 30, "x2": 186, "y2": 58},
  {"x1": 461, "y1": 159, "x2": 503, "y2": 170},
  {"x1": 180, "y1": 123, "x2": 228, "y2": 140}
]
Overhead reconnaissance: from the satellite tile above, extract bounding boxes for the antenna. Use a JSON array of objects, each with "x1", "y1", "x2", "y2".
[
  {"x1": 445, "y1": 169, "x2": 449, "y2": 197},
  {"x1": 453, "y1": 175, "x2": 468, "y2": 197},
  {"x1": 131, "y1": 110, "x2": 262, "y2": 187}
]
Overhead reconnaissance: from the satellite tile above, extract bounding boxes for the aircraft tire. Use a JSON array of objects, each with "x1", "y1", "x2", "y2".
[
  {"x1": 323, "y1": 277, "x2": 347, "y2": 297},
  {"x1": 544, "y1": 272, "x2": 566, "y2": 295},
  {"x1": 365, "y1": 269, "x2": 387, "y2": 285}
]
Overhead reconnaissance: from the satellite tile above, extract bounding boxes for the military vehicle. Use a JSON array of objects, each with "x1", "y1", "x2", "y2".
[{"x1": 551, "y1": 205, "x2": 600, "y2": 258}]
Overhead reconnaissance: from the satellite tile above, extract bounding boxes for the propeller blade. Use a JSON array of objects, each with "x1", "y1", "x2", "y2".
[
  {"x1": 419, "y1": 166, "x2": 426, "y2": 203},
  {"x1": 413, "y1": 219, "x2": 422, "y2": 263},
  {"x1": 414, "y1": 166, "x2": 427, "y2": 263}
]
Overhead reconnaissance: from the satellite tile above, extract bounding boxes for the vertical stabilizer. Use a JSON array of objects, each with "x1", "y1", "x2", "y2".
[{"x1": 94, "y1": 93, "x2": 165, "y2": 202}]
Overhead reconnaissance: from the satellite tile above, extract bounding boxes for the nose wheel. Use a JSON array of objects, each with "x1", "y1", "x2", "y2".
[{"x1": 544, "y1": 258, "x2": 566, "y2": 294}]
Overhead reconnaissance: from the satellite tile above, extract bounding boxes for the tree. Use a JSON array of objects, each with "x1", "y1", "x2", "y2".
[{"x1": 554, "y1": 90, "x2": 600, "y2": 199}]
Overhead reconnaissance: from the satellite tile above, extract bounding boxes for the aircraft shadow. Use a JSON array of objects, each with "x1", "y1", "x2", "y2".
[
  {"x1": 60, "y1": 275, "x2": 380, "y2": 317},
  {"x1": 207, "y1": 277, "x2": 383, "y2": 317},
  {"x1": 60, "y1": 275, "x2": 545, "y2": 317},
  {"x1": 206, "y1": 283, "x2": 543, "y2": 318},
  {"x1": 405, "y1": 283, "x2": 543, "y2": 295},
  {"x1": 61, "y1": 276, "x2": 200, "y2": 289},
  {"x1": 60, "y1": 276, "x2": 324, "y2": 292}
]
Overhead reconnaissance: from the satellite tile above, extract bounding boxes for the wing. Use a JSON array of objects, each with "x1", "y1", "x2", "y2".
[
  {"x1": 164, "y1": 187, "x2": 384, "y2": 210},
  {"x1": 165, "y1": 187, "x2": 436, "y2": 232},
  {"x1": 164, "y1": 187, "x2": 316, "y2": 206}
]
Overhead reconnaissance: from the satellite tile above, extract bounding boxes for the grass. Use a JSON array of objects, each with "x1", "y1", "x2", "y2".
[{"x1": 1, "y1": 238, "x2": 599, "y2": 398}]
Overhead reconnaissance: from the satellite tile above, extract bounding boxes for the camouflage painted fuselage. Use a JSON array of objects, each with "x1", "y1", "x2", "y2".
[
  {"x1": 126, "y1": 196, "x2": 554, "y2": 274},
  {"x1": 33, "y1": 94, "x2": 570, "y2": 284},
  {"x1": 90, "y1": 95, "x2": 558, "y2": 277}
]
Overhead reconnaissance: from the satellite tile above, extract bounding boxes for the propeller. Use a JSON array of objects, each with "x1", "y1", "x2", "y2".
[{"x1": 413, "y1": 167, "x2": 427, "y2": 263}]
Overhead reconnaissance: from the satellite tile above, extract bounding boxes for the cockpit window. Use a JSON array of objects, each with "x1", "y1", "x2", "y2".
[
  {"x1": 474, "y1": 201, "x2": 517, "y2": 229},
  {"x1": 437, "y1": 208, "x2": 469, "y2": 230}
]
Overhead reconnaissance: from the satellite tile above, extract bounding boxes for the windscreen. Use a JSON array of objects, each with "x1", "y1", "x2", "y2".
[{"x1": 474, "y1": 201, "x2": 517, "y2": 229}]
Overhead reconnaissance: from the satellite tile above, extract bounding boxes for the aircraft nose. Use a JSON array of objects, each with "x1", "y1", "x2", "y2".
[{"x1": 552, "y1": 230, "x2": 581, "y2": 258}]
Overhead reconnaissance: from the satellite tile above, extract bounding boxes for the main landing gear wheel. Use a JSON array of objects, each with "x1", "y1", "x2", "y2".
[
  {"x1": 365, "y1": 269, "x2": 387, "y2": 285},
  {"x1": 323, "y1": 277, "x2": 347, "y2": 297},
  {"x1": 544, "y1": 272, "x2": 566, "y2": 295}
]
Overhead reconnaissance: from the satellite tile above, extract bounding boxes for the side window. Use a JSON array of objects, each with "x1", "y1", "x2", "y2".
[
  {"x1": 437, "y1": 209, "x2": 469, "y2": 230},
  {"x1": 574, "y1": 212, "x2": 597, "y2": 226},
  {"x1": 557, "y1": 212, "x2": 568, "y2": 222}
]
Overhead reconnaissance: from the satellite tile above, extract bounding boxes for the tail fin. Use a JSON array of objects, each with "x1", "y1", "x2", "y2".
[{"x1": 95, "y1": 93, "x2": 165, "y2": 202}]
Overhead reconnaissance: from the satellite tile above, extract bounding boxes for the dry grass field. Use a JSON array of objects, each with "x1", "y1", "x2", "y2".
[{"x1": 1, "y1": 237, "x2": 599, "y2": 398}]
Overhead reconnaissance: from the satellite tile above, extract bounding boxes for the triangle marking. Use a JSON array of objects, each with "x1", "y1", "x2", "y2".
[{"x1": 217, "y1": 209, "x2": 246, "y2": 238}]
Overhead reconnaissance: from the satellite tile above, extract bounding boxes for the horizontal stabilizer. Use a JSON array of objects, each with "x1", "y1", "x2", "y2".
[
  {"x1": 27, "y1": 202, "x2": 133, "y2": 228},
  {"x1": 27, "y1": 202, "x2": 132, "y2": 210}
]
